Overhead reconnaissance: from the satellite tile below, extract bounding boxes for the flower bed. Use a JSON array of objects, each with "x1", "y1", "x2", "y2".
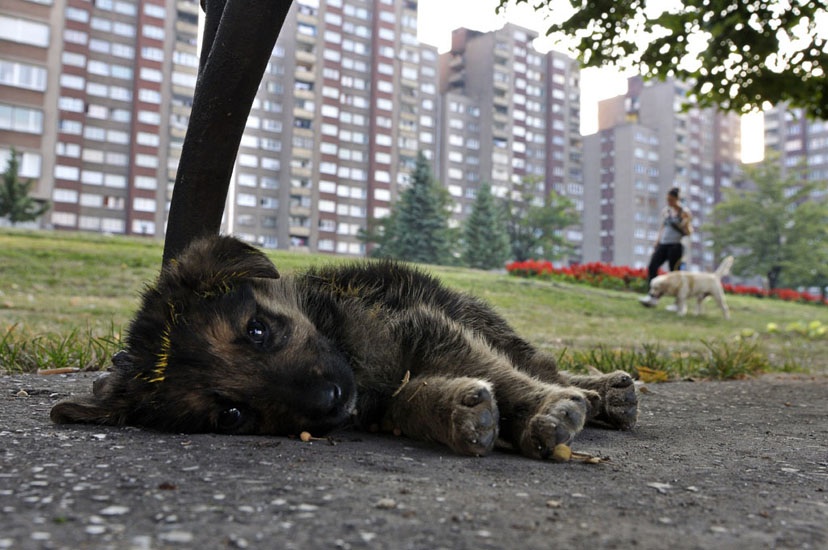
[{"x1": 506, "y1": 260, "x2": 827, "y2": 306}]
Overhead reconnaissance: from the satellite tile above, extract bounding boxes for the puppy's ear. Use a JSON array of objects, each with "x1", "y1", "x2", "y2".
[
  {"x1": 50, "y1": 371, "x2": 129, "y2": 426},
  {"x1": 50, "y1": 395, "x2": 119, "y2": 425},
  {"x1": 160, "y1": 235, "x2": 279, "y2": 296}
]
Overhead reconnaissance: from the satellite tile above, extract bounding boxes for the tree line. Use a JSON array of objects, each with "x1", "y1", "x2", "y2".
[
  {"x1": 361, "y1": 151, "x2": 828, "y2": 294},
  {"x1": 3, "y1": 148, "x2": 826, "y2": 292},
  {"x1": 360, "y1": 151, "x2": 579, "y2": 270}
]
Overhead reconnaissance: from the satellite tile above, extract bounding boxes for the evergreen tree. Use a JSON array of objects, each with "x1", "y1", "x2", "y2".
[
  {"x1": 462, "y1": 182, "x2": 511, "y2": 269},
  {"x1": 365, "y1": 151, "x2": 455, "y2": 265},
  {"x1": 0, "y1": 149, "x2": 49, "y2": 226}
]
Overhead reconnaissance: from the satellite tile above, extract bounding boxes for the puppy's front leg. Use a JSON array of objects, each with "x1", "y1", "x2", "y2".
[
  {"x1": 559, "y1": 370, "x2": 638, "y2": 430},
  {"x1": 385, "y1": 375, "x2": 499, "y2": 457}
]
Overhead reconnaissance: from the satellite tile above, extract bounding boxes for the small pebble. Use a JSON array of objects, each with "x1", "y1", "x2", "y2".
[
  {"x1": 99, "y1": 505, "x2": 130, "y2": 516},
  {"x1": 159, "y1": 531, "x2": 195, "y2": 543},
  {"x1": 375, "y1": 498, "x2": 396, "y2": 509}
]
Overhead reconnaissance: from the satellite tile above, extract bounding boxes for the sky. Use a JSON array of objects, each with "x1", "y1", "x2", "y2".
[{"x1": 416, "y1": 0, "x2": 764, "y2": 162}]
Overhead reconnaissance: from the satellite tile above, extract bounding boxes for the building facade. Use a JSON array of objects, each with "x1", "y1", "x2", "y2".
[
  {"x1": 3, "y1": 0, "x2": 587, "y2": 260},
  {"x1": 438, "y1": 24, "x2": 583, "y2": 261},
  {"x1": 582, "y1": 77, "x2": 742, "y2": 271},
  {"x1": 225, "y1": 0, "x2": 439, "y2": 255},
  {"x1": 765, "y1": 104, "x2": 828, "y2": 200},
  {"x1": 1, "y1": 0, "x2": 199, "y2": 236}
]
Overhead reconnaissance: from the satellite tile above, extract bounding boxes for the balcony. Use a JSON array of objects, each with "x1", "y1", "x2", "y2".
[{"x1": 295, "y1": 49, "x2": 315, "y2": 65}]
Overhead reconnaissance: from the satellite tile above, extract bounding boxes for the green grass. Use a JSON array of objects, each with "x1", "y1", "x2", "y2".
[{"x1": 1, "y1": 228, "x2": 826, "y2": 378}]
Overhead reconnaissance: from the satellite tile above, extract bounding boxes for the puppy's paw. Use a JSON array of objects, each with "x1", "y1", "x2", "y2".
[
  {"x1": 448, "y1": 382, "x2": 499, "y2": 457},
  {"x1": 517, "y1": 389, "x2": 591, "y2": 460},
  {"x1": 593, "y1": 371, "x2": 638, "y2": 430}
]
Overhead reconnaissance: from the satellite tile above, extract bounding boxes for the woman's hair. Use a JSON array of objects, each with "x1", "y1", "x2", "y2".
[{"x1": 668, "y1": 187, "x2": 680, "y2": 199}]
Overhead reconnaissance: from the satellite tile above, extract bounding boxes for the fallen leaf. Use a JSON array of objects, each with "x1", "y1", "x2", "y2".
[{"x1": 637, "y1": 366, "x2": 669, "y2": 383}]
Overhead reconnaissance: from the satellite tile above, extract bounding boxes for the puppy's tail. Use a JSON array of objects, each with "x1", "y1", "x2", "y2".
[{"x1": 715, "y1": 256, "x2": 734, "y2": 279}]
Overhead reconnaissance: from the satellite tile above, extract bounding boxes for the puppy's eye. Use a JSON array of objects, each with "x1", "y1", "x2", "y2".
[
  {"x1": 217, "y1": 407, "x2": 245, "y2": 432},
  {"x1": 246, "y1": 318, "x2": 269, "y2": 346}
]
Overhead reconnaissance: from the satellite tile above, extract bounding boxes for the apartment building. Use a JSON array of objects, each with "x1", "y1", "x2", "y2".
[
  {"x1": 583, "y1": 77, "x2": 741, "y2": 271},
  {"x1": 1, "y1": 0, "x2": 57, "y2": 218},
  {"x1": 437, "y1": 24, "x2": 583, "y2": 261},
  {"x1": 4, "y1": 0, "x2": 589, "y2": 260},
  {"x1": 226, "y1": 0, "x2": 439, "y2": 255},
  {"x1": 0, "y1": 0, "x2": 199, "y2": 236},
  {"x1": 765, "y1": 104, "x2": 828, "y2": 198}
]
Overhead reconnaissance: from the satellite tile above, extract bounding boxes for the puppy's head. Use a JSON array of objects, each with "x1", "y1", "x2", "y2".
[
  {"x1": 648, "y1": 273, "x2": 676, "y2": 298},
  {"x1": 51, "y1": 236, "x2": 356, "y2": 436}
]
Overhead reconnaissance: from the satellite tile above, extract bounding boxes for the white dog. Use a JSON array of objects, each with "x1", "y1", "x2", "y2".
[{"x1": 648, "y1": 257, "x2": 734, "y2": 319}]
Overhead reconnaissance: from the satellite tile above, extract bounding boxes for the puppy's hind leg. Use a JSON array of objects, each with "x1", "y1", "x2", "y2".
[{"x1": 386, "y1": 375, "x2": 499, "y2": 457}]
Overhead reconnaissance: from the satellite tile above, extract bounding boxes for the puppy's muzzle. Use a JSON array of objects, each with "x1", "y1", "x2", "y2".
[{"x1": 306, "y1": 381, "x2": 347, "y2": 416}]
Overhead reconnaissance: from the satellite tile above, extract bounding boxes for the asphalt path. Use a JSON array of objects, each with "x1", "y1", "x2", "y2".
[{"x1": 1, "y1": 372, "x2": 826, "y2": 549}]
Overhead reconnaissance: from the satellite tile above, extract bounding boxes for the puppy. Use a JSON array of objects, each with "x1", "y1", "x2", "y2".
[
  {"x1": 51, "y1": 236, "x2": 638, "y2": 460},
  {"x1": 649, "y1": 256, "x2": 734, "y2": 319}
]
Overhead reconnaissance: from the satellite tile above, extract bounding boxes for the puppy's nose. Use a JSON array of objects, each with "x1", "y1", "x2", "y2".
[{"x1": 308, "y1": 382, "x2": 344, "y2": 414}]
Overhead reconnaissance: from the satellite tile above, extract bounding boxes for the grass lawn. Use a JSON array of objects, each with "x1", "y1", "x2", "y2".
[{"x1": 1, "y1": 229, "x2": 826, "y2": 377}]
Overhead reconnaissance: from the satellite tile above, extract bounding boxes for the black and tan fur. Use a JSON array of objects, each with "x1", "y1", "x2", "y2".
[{"x1": 51, "y1": 236, "x2": 638, "y2": 459}]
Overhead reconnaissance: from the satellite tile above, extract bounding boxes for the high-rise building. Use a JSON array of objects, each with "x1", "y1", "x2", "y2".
[
  {"x1": 1, "y1": 0, "x2": 200, "y2": 236},
  {"x1": 4, "y1": 0, "x2": 588, "y2": 261},
  {"x1": 583, "y1": 77, "x2": 741, "y2": 271},
  {"x1": 437, "y1": 24, "x2": 583, "y2": 261},
  {"x1": 765, "y1": 105, "x2": 828, "y2": 200},
  {"x1": 1, "y1": 0, "x2": 58, "y2": 223},
  {"x1": 225, "y1": 0, "x2": 439, "y2": 255}
]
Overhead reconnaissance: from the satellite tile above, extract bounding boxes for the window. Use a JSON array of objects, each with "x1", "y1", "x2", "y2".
[
  {"x1": 60, "y1": 74, "x2": 85, "y2": 90},
  {"x1": 80, "y1": 193, "x2": 103, "y2": 207},
  {"x1": 58, "y1": 119, "x2": 83, "y2": 135},
  {"x1": 64, "y1": 29, "x2": 88, "y2": 44},
  {"x1": 0, "y1": 103, "x2": 43, "y2": 134},
  {"x1": 0, "y1": 60, "x2": 47, "y2": 91},
  {"x1": 0, "y1": 148, "x2": 38, "y2": 180},
  {"x1": 135, "y1": 153, "x2": 158, "y2": 168},
  {"x1": 0, "y1": 16, "x2": 50, "y2": 47},
  {"x1": 58, "y1": 97, "x2": 84, "y2": 113},
  {"x1": 133, "y1": 198, "x2": 156, "y2": 212},
  {"x1": 104, "y1": 173, "x2": 126, "y2": 188},
  {"x1": 56, "y1": 142, "x2": 80, "y2": 158},
  {"x1": 65, "y1": 7, "x2": 89, "y2": 22},
  {"x1": 112, "y1": 22, "x2": 135, "y2": 37},
  {"x1": 138, "y1": 110, "x2": 161, "y2": 125},
  {"x1": 53, "y1": 188, "x2": 79, "y2": 203},
  {"x1": 52, "y1": 212, "x2": 77, "y2": 227},
  {"x1": 81, "y1": 170, "x2": 104, "y2": 185},
  {"x1": 143, "y1": 3, "x2": 166, "y2": 18},
  {"x1": 139, "y1": 89, "x2": 161, "y2": 104},
  {"x1": 54, "y1": 165, "x2": 80, "y2": 181},
  {"x1": 62, "y1": 52, "x2": 86, "y2": 67},
  {"x1": 237, "y1": 193, "x2": 257, "y2": 207},
  {"x1": 136, "y1": 132, "x2": 160, "y2": 147},
  {"x1": 135, "y1": 176, "x2": 157, "y2": 190}
]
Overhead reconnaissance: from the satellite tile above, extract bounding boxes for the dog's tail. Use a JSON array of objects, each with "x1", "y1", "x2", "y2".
[{"x1": 715, "y1": 256, "x2": 734, "y2": 279}]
